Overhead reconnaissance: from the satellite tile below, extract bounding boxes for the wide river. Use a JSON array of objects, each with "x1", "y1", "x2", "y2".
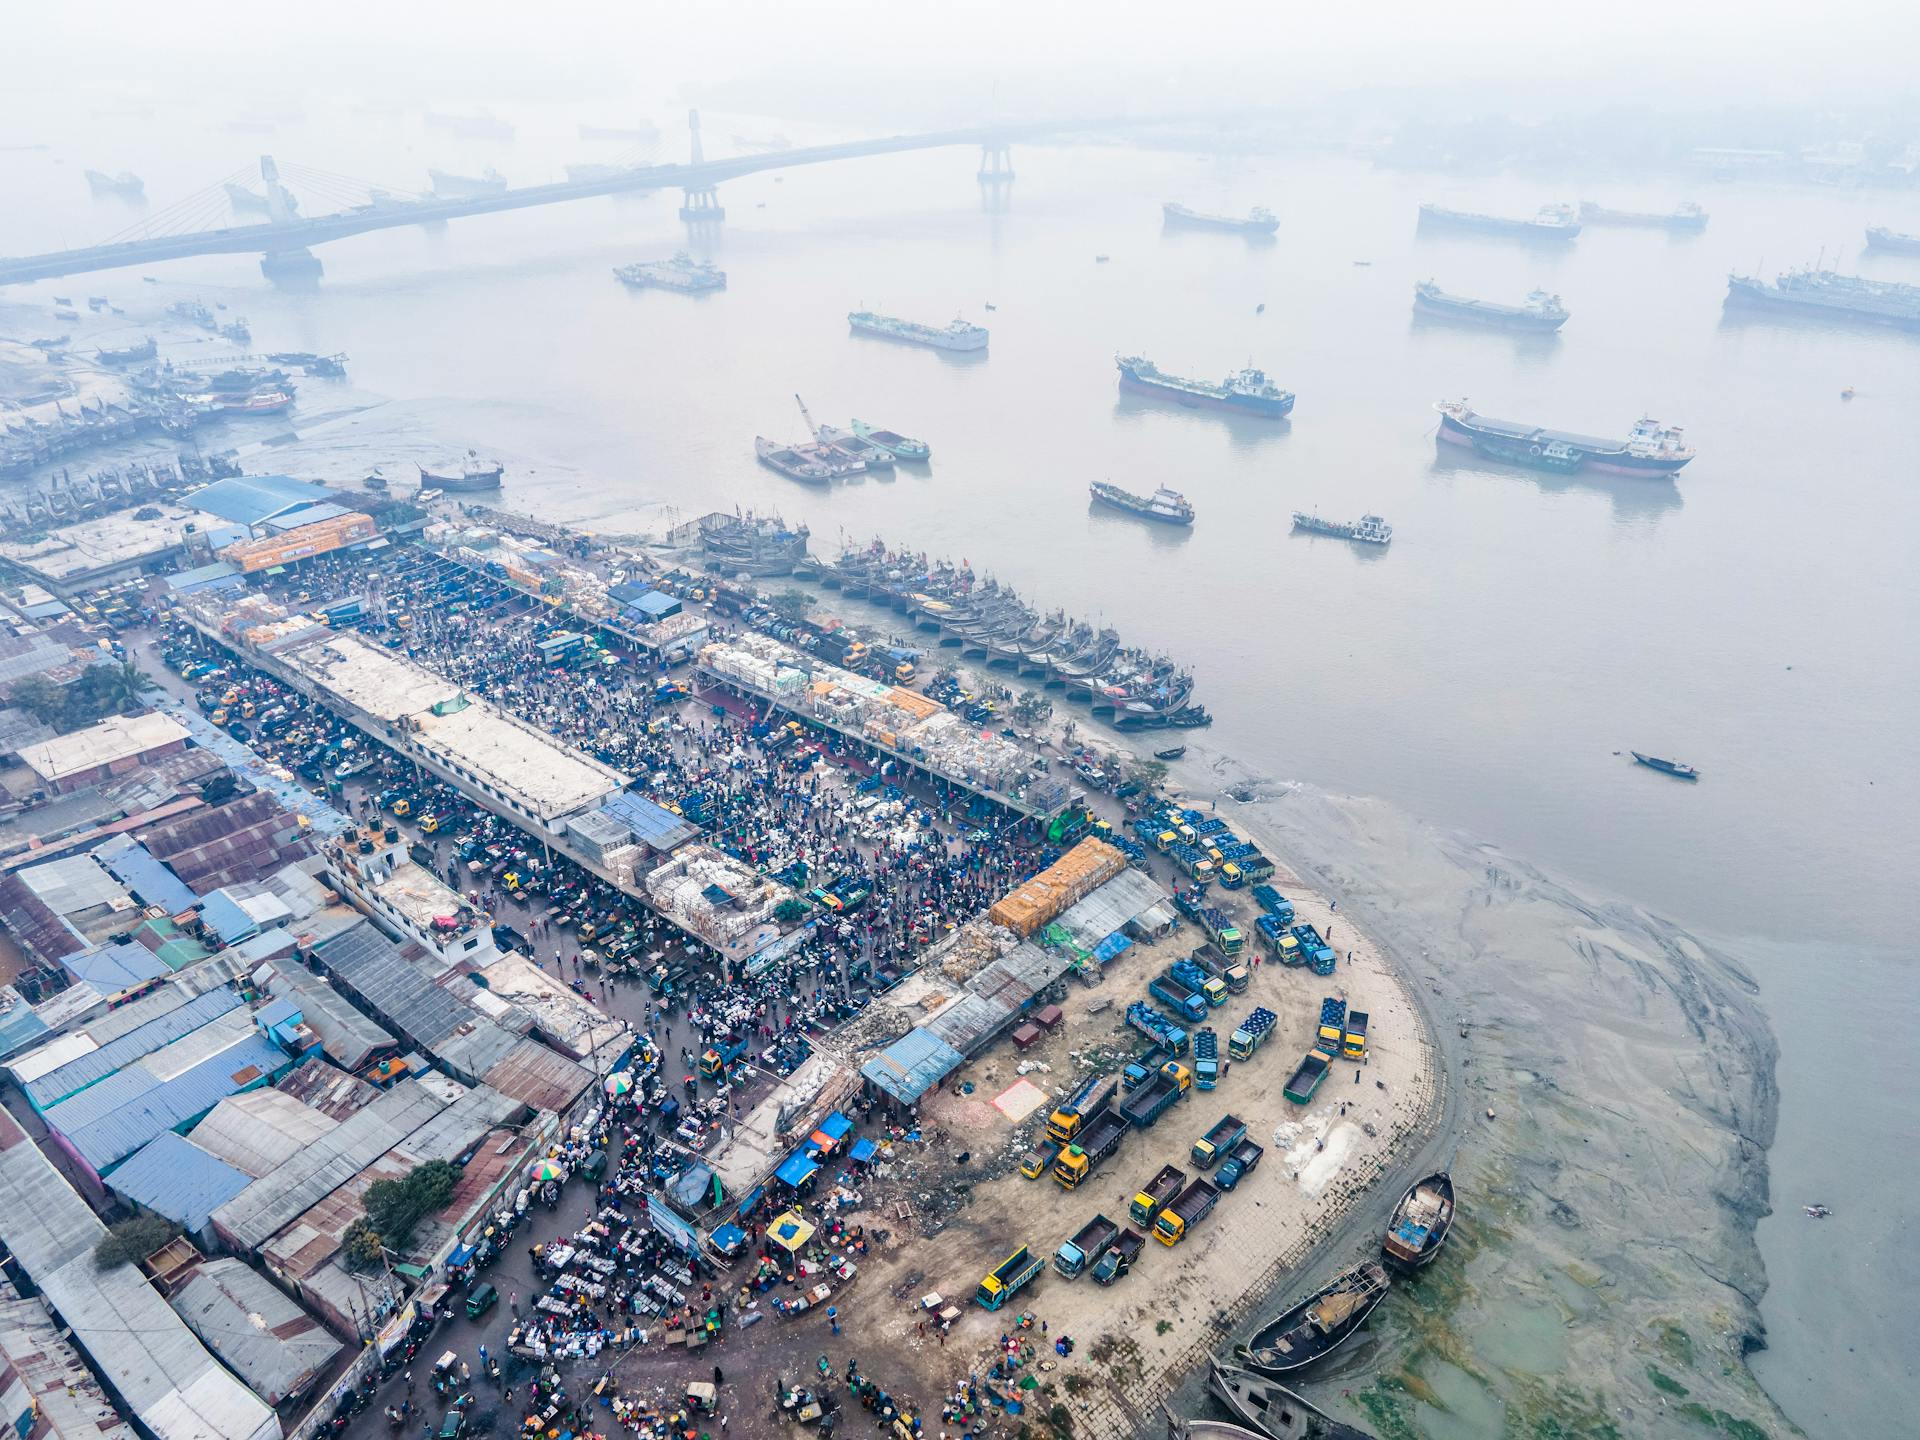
[{"x1": 4, "y1": 122, "x2": 1914, "y2": 1436}]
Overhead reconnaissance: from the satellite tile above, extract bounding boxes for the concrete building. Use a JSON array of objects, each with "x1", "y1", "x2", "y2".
[
  {"x1": 323, "y1": 837, "x2": 499, "y2": 969},
  {"x1": 17, "y1": 712, "x2": 192, "y2": 795},
  {"x1": 0, "y1": 505, "x2": 196, "y2": 593}
]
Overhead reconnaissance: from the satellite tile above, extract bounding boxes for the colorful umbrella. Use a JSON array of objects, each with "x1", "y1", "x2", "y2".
[
  {"x1": 605, "y1": 1072, "x2": 633, "y2": 1096},
  {"x1": 533, "y1": 1160, "x2": 564, "y2": 1182},
  {"x1": 769, "y1": 1214, "x2": 816, "y2": 1252}
]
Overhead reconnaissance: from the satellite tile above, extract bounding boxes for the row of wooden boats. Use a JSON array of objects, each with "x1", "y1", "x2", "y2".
[{"x1": 1170, "y1": 1171, "x2": 1456, "y2": 1440}]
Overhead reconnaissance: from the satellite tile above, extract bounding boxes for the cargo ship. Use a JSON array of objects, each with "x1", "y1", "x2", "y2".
[
  {"x1": 1162, "y1": 202, "x2": 1280, "y2": 235},
  {"x1": 418, "y1": 450, "x2": 505, "y2": 491},
  {"x1": 851, "y1": 420, "x2": 931, "y2": 461},
  {"x1": 755, "y1": 436, "x2": 864, "y2": 484},
  {"x1": 1116, "y1": 355, "x2": 1295, "y2": 418},
  {"x1": 1089, "y1": 481, "x2": 1194, "y2": 526},
  {"x1": 1291, "y1": 511, "x2": 1391, "y2": 545},
  {"x1": 95, "y1": 338, "x2": 157, "y2": 367},
  {"x1": 1412, "y1": 281, "x2": 1568, "y2": 332},
  {"x1": 614, "y1": 253, "x2": 726, "y2": 292},
  {"x1": 427, "y1": 167, "x2": 507, "y2": 198},
  {"x1": 1418, "y1": 202, "x2": 1581, "y2": 241},
  {"x1": 1434, "y1": 400, "x2": 1693, "y2": 476},
  {"x1": 1865, "y1": 226, "x2": 1920, "y2": 254},
  {"x1": 85, "y1": 169, "x2": 145, "y2": 199},
  {"x1": 847, "y1": 312, "x2": 988, "y2": 352},
  {"x1": 1579, "y1": 200, "x2": 1708, "y2": 231},
  {"x1": 1725, "y1": 268, "x2": 1920, "y2": 332}
]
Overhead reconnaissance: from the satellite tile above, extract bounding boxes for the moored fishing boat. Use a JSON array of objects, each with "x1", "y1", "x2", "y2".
[
  {"x1": 1382, "y1": 1171, "x2": 1455, "y2": 1271},
  {"x1": 1206, "y1": 1360, "x2": 1378, "y2": 1440},
  {"x1": 1154, "y1": 744, "x2": 1188, "y2": 761},
  {"x1": 418, "y1": 449, "x2": 505, "y2": 490},
  {"x1": 1238, "y1": 1264, "x2": 1390, "y2": 1374}
]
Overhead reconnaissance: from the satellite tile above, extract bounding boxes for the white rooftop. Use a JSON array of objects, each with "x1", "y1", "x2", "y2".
[
  {"x1": 0, "y1": 505, "x2": 193, "y2": 582},
  {"x1": 18, "y1": 711, "x2": 190, "y2": 784}
]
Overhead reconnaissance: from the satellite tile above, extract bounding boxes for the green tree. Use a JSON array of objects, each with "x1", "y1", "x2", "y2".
[
  {"x1": 96, "y1": 661, "x2": 157, "y2": 715},
  {"x1": 1013, "y1": 690, "x2": 1052, "y2": 725},
  {"x1": 360, "y1": 1159, "x2": 460, "y2": 1250},
  {"x1": 94, "y1": 1214, "x2": 179, "y2": 1269},
  {"x1": 769, "y1": 589, "x2": 814, "y2": 621},
  {"x1": 8, "y1": 675, "x2": 67, "y2": 727},
  {"x1": 342, "y1": 1217, "x2": 387, "y2": 1271}
]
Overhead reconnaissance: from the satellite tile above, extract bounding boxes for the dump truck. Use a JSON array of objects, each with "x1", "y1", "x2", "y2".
[
  {"x1": 1048, "y1": 1074, "x2": 1118, "y2": 1145},
  {"x1": 1228, "y1": 1007, "x2": 1278, "y2": 1061},
  {"x1": 1170, "y1": 957, "x2": 1228, "y2": 1009},
  {"x1": 1192, "y1": 1028, "x2": 1221, "y2": 1090},
  {"x1": 1292, "y1": 923, "x2": 1338, "y2": 974},
  {"x1": 1091, "y1": 1228, "x2": 1146, "y2": 1286},
  {"x1": 1118, "y1": 1063, "x2": 1191, "y2": 1127},
  {"x1": 1191, "y1": 1114, "x2": 1248, "y2": 1170},
  {"x1": 1168, "y1": 843, "x2": 1214, "y2": 882},
  {"x1": 1343, "y1": 1010, "x2": 1370, "y2": 1061},
  {"x1": 1315, "y1": 998, "x2": 1348, "y2": 1057},
  {"x1": 1192, "y1": 947, "x2": 1251, "y2": 996},
  {"x1": 1283, "y1": 1051, "x2": 1331, "y2": 1105},
  {"x1": 1053, "y1": 1111, "x2": 1130, "y2": 1189},
  {"x1": 1251, "y1": 886, "x2": 1295, "y2": 924},
  {"x1": 1153, "y1": 1177, "x2": 1221, "y2": 1246},
  {"x1": 1125, "y1": 1001, "x2": 1189, "y2": 1057},
  {"x1": 1019, "y1": 1139, "x2": 1061, "y2": 1179},
  {"x1": 1150, "y1": 969, "x2": 1209, "y2": 1024},
  {"x1": 1128, "y1": 1164, "x2": 1187, "y2": 1229},
  {"x1": 1216, "y1": 1138, "x2": 1265, "y2": 1191},
  {"x1": 976, "y1": 1247, "x2": 1045, "y2": 1309},
  {"x1": 1053, "y1": 1215, "x2": 1120, "y2": 1278},
  {"x1": 1256, "y1": 915, "x2": 1303, "y2": 966},
  {"x1": 1199, "y1": 906, "x2": 1244, "y2": 957}
]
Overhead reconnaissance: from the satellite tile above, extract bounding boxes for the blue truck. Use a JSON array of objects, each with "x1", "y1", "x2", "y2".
[
  {"x1": 1125, "y1": 1001, "x2": 1189, "y2": 1057},
  {"x1": 1192, "y1": 1029, "x2": 1220, "y2": 1089},
  {"x1": 1291, "y1": 923, "x2": 1338, "y2": 975},
  {"x1": 1251, "y1": 886, "x2": 1296, "y2": 925},
  {"x1": 1150, "y1": 969, "x2": 1209, "y2": 1024},
  {"x1": 1171, "y1": 957, "x2": 1229, "y2": 1008},
  {"x1": 1216, "y1": 1137, "x2": 1265, "y2": 1191},
  {"x1": 1053, "y1": 1214, "x2": 1120, "y2": 1278},
  {"x1": 1229, "y1": 1007, "x2": 1278, "y2": 1061}
]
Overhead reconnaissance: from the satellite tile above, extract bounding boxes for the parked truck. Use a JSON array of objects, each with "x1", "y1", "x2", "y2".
[
  {"x1": 1255, "y1": 916, "x2": 1302, "y2": 966},
  {"x1": 1150, "y1": 968, "x2": 1209, "y2": 1024},
  {"x1": 1053, "y1": 1215, "x2": 1120, "y2": 1278},
  {"x1": 1170, "y1": 957, "x2": 1228, "y2": 1009},
  {"x1": 1124, "y1": 1001, "x2": 1189, "y2": 1058},
  {"x1": 1315, "y1": 998, "x2": 1348, "y2": 1057},
  {"x1": 1251, "y1": 886, "x2": 1296, "y2": 925},
  {"x1": 1191, "y1": 1114, "x2": 1248, "y2": 1169},
  {"x1": 1283, "y1": 1051, "x2": 1331, "y2": 1105},
  {"x1": 1192, "y1": 1029, "x2": 1221, "y2": 1089},
  {"x1": 1053, "y1": 1111, "x2": 1130, "y2": 1189},
  {"x1": 1228, "y1": 1007, "x2": 1278, "y2": 1061},
  {"x1": 1216, "y1": 1138, "x2": 1265, "y2": 1191},
  {"x1": 1199, "y1": 906, "x2": 1245, "y2": 957},
  {"x1": 1090, "y1": 1228, "x2": 1146, "y2": 1286},
  {"x1": 1292, "y1": 923, "x2": 1338, "y2": 975},
  {"x1": 1118, "y1": 1063, "x2": 1192, "y2": 1127},
  {"x1": 1192, "y1": 947, "x2": 1251, "y2": 996},
  {"x1": 1047, "y1": 1074, "x2": 1117, "y2": 1145},
  {"x1": 976, "y1": 1247, "x2": 1045, "y2": 1309},
  {"x1": 1153, "y1": 1177, "x2": 1221, "y2": 1246},
  {"x1": 1128, "y1": 1165, "x2": 1187, "y2": 1229},
  {"x1": 1019, "y1": 1139, "x2": 1061, "y2": 1180},
  {"x1": 1342, "y1": 1010, "x2": 1369, "y2": 1061}
]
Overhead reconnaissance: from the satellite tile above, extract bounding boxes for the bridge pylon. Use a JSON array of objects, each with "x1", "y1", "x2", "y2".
[
  {"x1": 261, "y1": 249, "x2": 323, "y2": 290},
  {"x1": 680, "y1": 108, "x2": 724, "y2": 224},
  {"x1": 977, "y1": 141, "x2": 1014, "y2": 185}
]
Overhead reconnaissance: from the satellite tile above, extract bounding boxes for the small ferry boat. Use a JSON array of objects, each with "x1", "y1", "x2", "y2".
[
  {"x1": 1238, "y1": 1264, "x2": 1390, "y2": 1374},
  {"x1": 1292, "y1": 512, "x2": 1391, "y2": 545},
  {"x1": 1631, "y1": 751, "x2": 1699, "y2": 780},
  {"x1": 1090, "y1": 481, "x2": 1194, "y2": 526},
  {"x1": 1382, "y1": 1171, "x2": 1455, "y2": 1271},
  {"x1": 1206, "y1": 1360, "x2": 1378, "y2": 1440}
]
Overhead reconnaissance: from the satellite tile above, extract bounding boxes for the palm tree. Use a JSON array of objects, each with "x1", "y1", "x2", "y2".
[{"x1": 98, "y1": 661, "x2": 157, "y2": 714}]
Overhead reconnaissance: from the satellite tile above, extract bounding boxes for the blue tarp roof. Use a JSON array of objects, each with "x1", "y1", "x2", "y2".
[
  {"x1": 630, "y1": 591, "x2": 681, "y2": 620},
  {"x1": 24, "y1": 987, "x2": 243, "y2": 1109},
  {"x1": 1094, "y1": 933, "x2": 1133, "y2": 962},
  {"x1": 50, "y1": 1032, "x2": 287, "y2": 1174},
  {"x1": 164, "y1": 561, "x2": 243, "y2": 594},
  {"x1": 199, "y1": 890, "x2": 258, "y2": 945},
  {"x1": 668, "y1": 1163, "x2": 715, "y2": 1210},
  {"x1": 92, "y1": 835, "x2": 197, "y2": 915},
  {"x1": 817, "y1": 1112, "x2": 853, "y2": 1142},
  {"x1": 262, "y1": 501, "x2": 350, "y2": 533},
  {"x1": 106, "y1": 1130, "x2": 252, "y2": 1232},
  {"x1": 710, "y1": 1223, "x2": 746, "y2": 1254},
  {"x1": 848, "y1": 1137, "x2": 878, "y2": 1163},
  {"x1": 607, "y1": 581, "x2": 654, "y2": 606},
  {"x1": 859, "y1": 1030, "x2": 965, "y2": 1106},
  {"x1": 774, "y1": 1151, "x2": 820, "y2": 1188},
  {"x1": 187, "y1": 474, "x2": 333, "y2": 527},
  {"x1": 597, "y1": 791, "x2": 700, "y2": 853},
  {"x1": 57, "y1": 940, "x2": 170, "y2": 993}
]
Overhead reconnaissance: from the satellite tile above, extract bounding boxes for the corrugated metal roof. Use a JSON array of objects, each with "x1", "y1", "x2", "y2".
[
  {"x1": 921, "y1": 992, "x2": 1006, "y2": 1056},
  {"x1": 390, "y1": 1082, "x2": 521, "y2": 1164},
  {"x1": 169, "y1": 1256, "x2": 343, "y2": 1406},
  {"x1": 0, "y1": 1109, "x2": 102, "y2": 1276},
  {"x1": 1054, "y1": 868, "x2": 1169, "y2": 949},
  {"x1": 483, "y1": 1037, "x2": 593, "y2": 1115},
  {"x1": 198, "y1": 891, "x2": 257, "y2": 945},
  {"x1": 92, "y1": 835, "x2": 198, "y2": 915},
  {"x1": 0, "y1": 1282, "x2": 139, "y2": 1440},
  {"x1": 859, "y1": 1031, "x2": 964, "y2": 1105},
  {"x1": 19, "y1": 853, "x2": 128, "y2": 916},
  {"x1": 55, "y1": 939, "x2": 170, "y2": 993},
  {"x1": 55, "y1": 1032, "x2": 288, "y2": 1175},
  {"x1": 0, "y1": 874, "x2": 82, "y2": 966},
  {"x1": 163, "y1": 560, "x2": 241, "y2": 593},
  {"x1": 210, "y1": 1079, "x2": 448, "y2": 1250},
  {"x1": 188, "y1": 1088, "x2": 340, "y2": 1179},
  {"x1": 597, "y1": 791, "x2": 700, "y2": 853},
  {"x1": 105, "y1": 1131, "x2": 253, "y2": 1232},
  {"x1": 261, "y1": 501, "x2": 349, "y2": 533},
  {"x1": 25, "y1": 987, "x2": 242, "y2": 1109},
  {"x1": 0, "y1": 990, "x2": 51, "y2": 1061},
  {"x1": 433, "y1": 1016, "x2": 525, "y2": 1084},
  {"x1": 315, "y1": 922, "x2": 475, "y2": 1047},
  {"x1": 275, "y1": 1056, "x2": 379, "y2": 1119},
  {"x1": 259, "y1": 966, "x2": 394, "y2": 1071},
  {"x1": 185, "y1": 474, "x2": 332, "y2": 527}
]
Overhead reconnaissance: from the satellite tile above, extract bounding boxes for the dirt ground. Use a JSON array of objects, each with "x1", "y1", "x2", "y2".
[{"x1": 828, "y1": 858, "x2": 1442, "y2": 1438}]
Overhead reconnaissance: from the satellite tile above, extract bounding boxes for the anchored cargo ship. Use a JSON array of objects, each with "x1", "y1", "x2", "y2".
[
  {"x1": 614, "y1": 253, "x2": 726, "y2": 292},
  {"x1": 851, "y1": 420, "x2": 931, "y2": 461},
  {"x1": 1418, "y1": 202, "x2": 1581, "y2": 241},
  {"x1": 1725, "y1": 268, "x2": 1920, "y2": 332},
  {"x1": 418, "y1": 450, "x2": 505, "y2": 491},
  {"x1": 1292, "y1": 512, "x2": 1391, "y2": 545},
  {"x1": 1116, "y1": 355, "x2": 1295, "y2": 418},
  {"x1": 755, "y1": 436, "x2": 864, "y2": 484},
  {"x1": 1089, "y1": 481, "x2": 1194, "y2": 525},
  {"x1": 1412, "y1": 281, "x2": 1568, "y2": 332},
  {"x1": 428, "y1": 167, "x2": 507, "y2": 198},
  {"x1": 847, "y1": 311, "x2": 988, "y2": 352},
  {"x1": 1865, "y1": 226, "x2": 1920, "y2": 254},
  {"x1": 1579, "y1": 200, "x2": 1708, "y2": 231},
  {"x1": 1162, "y1": 202, "x2": 1279, "y2": 235},
  {"x1": 1435, "y1": 400, "x2": 1693, "y2": 476}
]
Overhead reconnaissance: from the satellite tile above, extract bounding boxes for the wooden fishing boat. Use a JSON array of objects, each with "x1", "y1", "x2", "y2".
[
  {"x1": 1206, "y1": 1360, "x2": 1376, "y2": 1439},
  {"x1": 1238, "y1": 1263, "x2": 1389, "y2": 1374},
  {"x1": 1164, "y1": 1413, "x2": 1268, "y2": 1440},
  {"x1": 1382, "y1": 1170, "x2": 1455, "y2": 1271}
]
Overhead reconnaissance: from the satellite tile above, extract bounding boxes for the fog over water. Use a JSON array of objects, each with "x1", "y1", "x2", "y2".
[{"x1": 3, "y1": 6, "x2": 1916, "y2": 1436}]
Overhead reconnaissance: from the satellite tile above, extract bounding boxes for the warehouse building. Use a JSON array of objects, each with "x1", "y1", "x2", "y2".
[{"x1": 16, "y1": 712, "x2": 191, "y2": 795}]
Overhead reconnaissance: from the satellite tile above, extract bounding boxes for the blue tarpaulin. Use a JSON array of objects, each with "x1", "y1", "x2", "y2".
[
  {"x1": 848, "y1": 1137, "x2": 878, "y2": 1163},
  {"x1": 710, "y1": 1223, "x2": 746, "y2": 1257},
  {"x1": 1094, "y1": 932, "x2": 1133, "y2": 963},
  {"x1": 774, "y1": 1151, "x2": 820, "y2": 1188}
]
